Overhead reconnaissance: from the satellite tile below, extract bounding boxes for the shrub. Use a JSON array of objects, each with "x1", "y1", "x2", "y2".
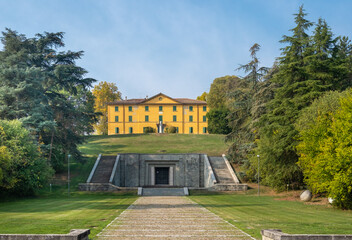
[
  {"x1": 166, "y1": 126, "x2": 177, "y2": 133},
  {"x1": 0, "y1": 120, "x2": 53, "y2": 196},
  {"x1": 143, "y1": 127, "x2": 155, "y2": 133}
]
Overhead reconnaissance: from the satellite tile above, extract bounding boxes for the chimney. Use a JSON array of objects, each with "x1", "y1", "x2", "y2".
[
  {"x1": 146, "y1": 95, "x2": 148, "y2": 99},
  {"x1": 125, "y1": 96, "x2": 127, "y2": 100}
]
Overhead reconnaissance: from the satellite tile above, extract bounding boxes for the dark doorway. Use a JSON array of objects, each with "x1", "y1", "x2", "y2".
[{"x1": 155, "y1": 167, "x2": 169, "y2": 185}]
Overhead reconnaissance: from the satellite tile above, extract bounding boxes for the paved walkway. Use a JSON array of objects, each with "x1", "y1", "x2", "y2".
[{"x1": 98, "y1": 196, "x2": 254, "y2": 240}]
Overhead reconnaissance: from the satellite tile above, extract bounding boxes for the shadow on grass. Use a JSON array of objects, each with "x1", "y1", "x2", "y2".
[
  {"x1": 80, "y1": 144, "x2": 127, "y2": 155},
  {"x1": 83, "y1": 134, "x2": 145, "y2": 141}
]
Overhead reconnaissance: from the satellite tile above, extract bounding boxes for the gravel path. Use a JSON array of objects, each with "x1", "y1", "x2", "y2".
[{"x1": 97, "y1": 196, "x2": 254, "y2": 240}]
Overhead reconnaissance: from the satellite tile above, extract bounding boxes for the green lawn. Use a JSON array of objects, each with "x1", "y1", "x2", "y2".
[
  {"x1": 189, "y1": 191, "x2": 352, "y2": 239},
  {"x1": 79, "y1": 134, "x2": 228, "y2": 157},
  {"x1": 4, "y1": 134, "x2": 351, "y2": 239},
  {"x1": 0, "y1": 192, "x2": 137, "y2": 239}
]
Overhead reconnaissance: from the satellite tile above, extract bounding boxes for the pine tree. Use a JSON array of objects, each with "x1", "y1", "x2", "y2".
[
  {"x1": 226, "y1": 43, "x2": 268, "y2": 162},
  {"x1": 255, "y1": 6, "x2": 314, "y2": 189},
  {"x1": 255, "y1": 6, "x2": 352, "y2": 190}
]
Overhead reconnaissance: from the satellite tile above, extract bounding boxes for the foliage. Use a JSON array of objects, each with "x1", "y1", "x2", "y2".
[
  {"x1": 143, "y1": 126, "x2": 155, "y2": 133},
  {"x1": 297, "y1": 90, "x2": 352, "y2": 209},
  {"x1": 206, "y1": 75, "x2": 242, "y2": 134},
  {"x1": 196, "y1": 92, "x2": 208, "y2": 101},
  {"x1": 0, "y1": 120, "x2": 53, "y2": 196},
  {"x1": 226, "y1": 44, "x2": 269, "y2": 163},
  {"x1": 0, "y1": 29, "x2": 98, "y2": 173},
  {"x1": 254, "y1": 6, "x2": 352, "y2": 190},
  {"x1": 92, "y1": 81, "x2": 121, "y2": 135},
  {"x1": 166, "y1": 126, "x2": 177, "y2": 133},
  {"x1": 207, "y1": 75, "x2": 241, "y2": 109},
  {"x1": 207, "y1": 107, "x2": 231, "y2": 134}
]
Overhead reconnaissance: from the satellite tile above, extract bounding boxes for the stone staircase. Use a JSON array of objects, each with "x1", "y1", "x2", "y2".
[
  {"x1": 208, "y1": 157, "x2": 235, "y2": 183},
  {"x1": 208, "y1": 156, "x2": 247, "y2": 191},
  {"x1": 141, "y1": 187, "x2": 188, "y2": 196},
  {"x1": 90, "y1": 155, "x2": 116, "y2": 183}
]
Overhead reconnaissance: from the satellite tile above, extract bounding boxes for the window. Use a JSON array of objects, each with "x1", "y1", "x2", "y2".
[
  {"x1": 129, "y1": 127, "x2": 133, "y2": 134},
  {"x1": 189, "y1": 116, "x2": 193, "y2": 122},
  {"x1": 173, "y1": 106, "x2": 177, "y2": 111},
  {"x1": 159, "y1": 106, "x2": 163, "y2": 111},
  {"x1": 145, "y1": 115, "x2": 149, "y2": 122},
  {"x1": 203, "y1": 106, "x2": 207, "y2": 111},
  {"x1": 189, "y1": 127, "x2": 193, "y2": 134},
  {"x1": 129, "y1": 116, "x2": 132, "y2": 122},
  {"x1": 203, "y1": 127, "x2": 207, "y2": 133},
  {"x1": 115, "y1": 116, "x2": 119, "y2": 122},
  {"x1": 128, "y1": 106, "x2": 132, "y2": 112},
  {"x1": 115, "y1": 127, "x2": 119, "y2": 134},
  {"x1": 173, "y1": 115, "x2": 177, "y2": 122},
  {"x1": 176, "y1": 127, "x2": 179, "y2": 133},
  {"x1": 189, "y1": 106, "x2": 193, "y2": 112},
  {"x1": 115, "y1": 106, "x2": 119, "y2": 112},
  {"x1": 145, "y1": 106, "x2": 149, "y2": 111},
  {"x1": 203, "y1": 116, "x2": 206, "y2": 122},
  {"x1": 159, "y1": 115, "x2": 163, "y2": 122}
]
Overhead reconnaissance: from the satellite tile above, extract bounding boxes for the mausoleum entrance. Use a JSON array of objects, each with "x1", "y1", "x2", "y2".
[
  {"x1": 150, "y1": 165, "x2": 174, "y2": 186},
  {"x1": 155, "y1": 167, "x2": 169, "y2": 185}
]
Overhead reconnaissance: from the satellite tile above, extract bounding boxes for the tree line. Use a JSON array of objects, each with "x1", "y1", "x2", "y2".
[{"x1": 204, "y1": 6, "x2": 352, "y2": 209}]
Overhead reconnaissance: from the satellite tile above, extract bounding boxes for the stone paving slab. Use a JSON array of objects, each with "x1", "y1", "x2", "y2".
[{"x1": 98, "y1": 196, "x2": 254, "y2": 240}]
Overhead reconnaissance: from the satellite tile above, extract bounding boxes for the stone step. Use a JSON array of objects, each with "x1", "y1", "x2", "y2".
[
  {"x1": 208, "y1": 157, "x2": 235, "y2": 184},
  {"x1": 98, "y1": 236, "x2": 251, "y2": 240},
  {"x1": 142, "y1": 188, "x2": 186, "y2": 196},
  {"x1": 91, "y1": 156, "x2": 116, "y2": 183}
]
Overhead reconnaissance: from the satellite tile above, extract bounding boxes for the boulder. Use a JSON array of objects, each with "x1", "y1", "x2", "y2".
[{"x1": 300, "y1": 190, "x2": 312, "y2": 202}]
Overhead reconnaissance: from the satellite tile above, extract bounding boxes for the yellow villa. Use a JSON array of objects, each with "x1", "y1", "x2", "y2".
[{"x1": 107, "y1": 93, "x2": 209, "y2": 135}]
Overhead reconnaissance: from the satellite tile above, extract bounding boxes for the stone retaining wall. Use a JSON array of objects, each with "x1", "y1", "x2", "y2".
[
  {"x1": 78, "y1": 183, "x2": 137, "y2": 192},
  {"x1": 261, "y1": 229, "x2": 352, "y2": 240},
  {"x1": 0, "y1": 229, "x2": 90, "y2": 240}
]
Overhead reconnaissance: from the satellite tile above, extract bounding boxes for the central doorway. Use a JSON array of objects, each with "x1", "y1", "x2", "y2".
[{"x1": 155, "y1": 167, "x2": 169, "y2": 185}]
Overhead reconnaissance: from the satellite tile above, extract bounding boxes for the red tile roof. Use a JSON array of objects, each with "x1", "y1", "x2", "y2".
[{"x1": 107, "y1": 93, "x2": 206, "y2": 105}]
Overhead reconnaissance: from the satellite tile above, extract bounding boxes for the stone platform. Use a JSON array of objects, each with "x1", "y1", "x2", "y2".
[{"x1": 97, "y1": 196, "x2": 254, "y2": 240}]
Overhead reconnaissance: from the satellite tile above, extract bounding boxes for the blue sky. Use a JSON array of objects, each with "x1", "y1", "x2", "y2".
[{"x1": 0, "y1": 0, "x2": 351, "y2": 99}]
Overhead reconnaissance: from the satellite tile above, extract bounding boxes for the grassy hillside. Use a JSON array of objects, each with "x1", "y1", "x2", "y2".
[
  {"x1": 62, "y1": 134, "x2": 228, "y2": 189},
  {"x1": 79, "y1": 133, "x2": 228, "y2": 157}
]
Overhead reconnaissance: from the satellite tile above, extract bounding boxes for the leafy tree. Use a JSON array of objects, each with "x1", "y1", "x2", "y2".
[
  {"x1": 0, "y1": 28, "x2": 98, "y2": 172},
  {"x1": 297, "y1": 90, "x2": 352, "y2": 209},
  {"x1": 92, "y1": 81, "x2": 121, "y2": 135},
  {"x1": 207, "y1": 107, "x2": 231, "y2": 134},
  {"x1": 0, "y1": 120, "x2": 53, "y2": 196},
  {"x1": 207, "y1": 75, "x2": 241, "y2": 109},
  {"x1": 197, "y1": 92, "x2": 208, "y2": 101}
]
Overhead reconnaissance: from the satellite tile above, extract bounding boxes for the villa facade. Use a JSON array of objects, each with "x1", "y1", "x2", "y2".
[{"x1": 107, "y1": 93, "x2": 208, "y2": 135}]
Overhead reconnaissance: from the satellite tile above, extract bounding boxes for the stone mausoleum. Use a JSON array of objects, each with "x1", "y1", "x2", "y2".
[{"x1": 79, "y1": 153, "x2": 247, "y2": 195}]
